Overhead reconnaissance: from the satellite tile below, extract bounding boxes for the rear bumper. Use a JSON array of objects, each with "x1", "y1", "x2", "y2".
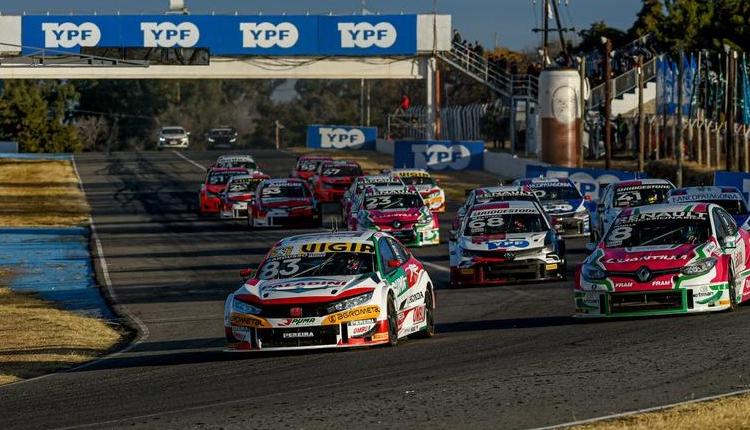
[{"x1": 451, "y1": 259, "x2": 563, "y2": 286}]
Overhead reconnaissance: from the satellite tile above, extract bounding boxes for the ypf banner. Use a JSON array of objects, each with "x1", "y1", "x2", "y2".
[
  {"x1": 394, "y1": 140, "x2": 484, "y2": 171},
  {"x1": 306, "y1": 125, "x2": 377, "y2": 150},
  {"x1": 525, "y1": 165, "x2": 644, "y2": 201}
]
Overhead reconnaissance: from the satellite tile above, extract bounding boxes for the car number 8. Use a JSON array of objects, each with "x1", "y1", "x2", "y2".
[{"x1": 608, "y1": 226, "x2": 632, "y2": 242}]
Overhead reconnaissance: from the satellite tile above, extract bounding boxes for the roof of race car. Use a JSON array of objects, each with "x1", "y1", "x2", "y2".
[
  {"x1": 515, "y1": 177, "x2": 575, "y2": 187},
  {"x1": 363, "y1": 185, "x2": 417, "y2": 195},
  {"x1": 613, "y1": 178, "x2": 673, "y2": 189},
  {"x1": 227, "y1": 173, "x2": 269, "y2": 182},
  {"x1": 390, "y1": 168, "x2": 431, "y2": 177},
  {"x1": 618, "y1": 202, "x2": 711, "y2": 216},
  {"x1": 469, "y1": 200, "x2": 540, "y2": 214},
  {"x1": 216, "y1": 155, "x2": 255, "y2": 162},
  {"x1": 276, "y1": 230, "x2": 376, "y2": 246},
  {"x1": 475, "y1": 185, "x2": 534, "y2": 197},
  {"x1": 668, "y1": 186, "x2": 744, "y2": 201}
]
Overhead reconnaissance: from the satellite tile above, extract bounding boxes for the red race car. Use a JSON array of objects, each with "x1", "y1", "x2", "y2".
[
  {"x1": 247, "y1": 178, "x2": 322, "y2": 228},
  {"x1": 291, "y1": 155, "x2": 333, "y2": 181},
  {"x1": 199, "y1": 167, "x2": 249, "y2": 214},
  {"x1": 310, "y1": 160, "x2": 363, "y2": 204},
  {"x1": 219, "y1": 172, "x2": 270, "y2": 219}
]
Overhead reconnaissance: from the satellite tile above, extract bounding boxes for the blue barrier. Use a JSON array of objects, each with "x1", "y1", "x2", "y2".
[
  {"x1": 714, "y1": 171, "x2": 750, "y2": 202},
  {"x1": 524, "y1": 165, "x2": 644, "y2": 201},
  {"x1": 22, "y1": 14, "x2": 418, "y2": 56},
  {"x1": 0, "y1": 153, "x2": 72, "y2": 160},
  {"x1": 0, "y1": 227, "x2": 113, "y2": 319},
  {"x1": 394, "y1": 140, "x2": 485, "y2": 171},
  {"x1": 307, "y1": 125, "x2": 377, "y2": 150}
]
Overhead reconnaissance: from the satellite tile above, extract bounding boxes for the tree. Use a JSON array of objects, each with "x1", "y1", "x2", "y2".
[
  {"x1": 629, "y1": 0, "x2": 666, "y2": 40},
  {"x1": 573, "y1": 21, "x2": 627, "y2": 54}
]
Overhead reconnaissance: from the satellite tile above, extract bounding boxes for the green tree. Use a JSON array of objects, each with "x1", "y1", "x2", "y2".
[{"x1": 628, "y1": 0, "x2": 665, "y2": 40}]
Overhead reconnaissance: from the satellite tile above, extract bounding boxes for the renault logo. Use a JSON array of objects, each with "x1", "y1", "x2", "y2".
[{"x1": 636, "y1": 267, "x2": 651, "y2": 282}]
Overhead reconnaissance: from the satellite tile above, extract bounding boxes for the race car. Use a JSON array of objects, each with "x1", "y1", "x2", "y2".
[
  {"x1": 291, "y1": 155, "x2": 333, "y2": 181},
  {"x1": 310, "y1": 160, "x2": 363, "y2": 204},
  {"x1": 224, "y1": 230, "x2": 436, "y2": 351},
  {"x1": 575, "y1": 203, "x2": 750, "y2": 317},
  {"x1": 668, "y1": 186, "x2": 750, "y2": 226},
  {"x1": 219, "y1": 172, "x2": 270, "y2": 219},
  {"x1": 348, "y1": 186, "x2": 440, "y2": 247},
  {"x1": 449, "y1": 200, "x2": 566, "y2": 287},
  {"x1": 199, "y1": 167, "x2": 250, "y2": 214},
  {"x1": 451, "y1": 185, "x2": 541, "y2": 237},
  {"x1": 341, "y1": 174, "x2": 404, "y2": 221},
  {"x1": 390, "y1": 168, "x2": 446, "y2": 213},
  {"x1": 206, "y1": 126, "x2": 239, "y2": 149},
  {"x1": 594, "y1": 179, "x2": 675, "y2": 241},
  {"x1": 247, "y1": 178, "x2": 321, "y2": 228},
  {"x1": 214, "y1": 154, "x2": 259, "y2": 171},
  {"x1": 512, "y1": 177, "x2": 592, "y2": 238}
]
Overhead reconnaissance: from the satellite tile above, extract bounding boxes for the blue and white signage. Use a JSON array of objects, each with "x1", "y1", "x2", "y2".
[
  {"x1": 714, "y1": 171, "x2": 750, "y2": 202},
  {"x1": 525, "y1": 165, "x2": 644, "y2": 201},
  {"x1": 307, "y1": 125, "x2": 377, "y2": 150},
  {"x1": 22, "y1": 14, "x2": 417, "y2": 56},
  {"x1": 395, "y1": 140, "x2": 485, "y2": 171}
]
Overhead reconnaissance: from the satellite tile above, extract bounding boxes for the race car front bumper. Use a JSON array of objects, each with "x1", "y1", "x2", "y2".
[
  {"x1": 251, "y1": 207, "x2": 319, "y2": 228},
  {"x1": 451, "y1": 256, "x2": 564, "y2": 286},
  {"x1": 220, "y1": 201, "x2": 249, "y2": 219},
  {"x1": 200, "y1": 195, "x2": 221, "y2": 213}
]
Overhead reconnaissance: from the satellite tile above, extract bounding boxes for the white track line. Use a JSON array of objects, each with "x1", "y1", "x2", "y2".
[
  {"x1": 531, "y1": 386, "x2": 750, "y2": 429},
  {"x1": 172, "y1": 150, "x2": 207, "y2": 170}
]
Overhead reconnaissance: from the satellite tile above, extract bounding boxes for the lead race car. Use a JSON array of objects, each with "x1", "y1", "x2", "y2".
[
  {"x1": 668, "y1": 186, "x2": 750, "y2": 226},
  {"x1": 575, "y1": 203, "x2": 750, "y2": 317},
  {"x1": 513, "y1": 177, "x2": 591, "y2": 237},
  {"x1": 449, "y1": 200, "x2": 566, "y2": 287},
  {"x1": 224, "y1": 231, "x2": 436, "y2": 351},
  {"x1": 348, "y1": 185, "x2": 440, "y2": 247}
]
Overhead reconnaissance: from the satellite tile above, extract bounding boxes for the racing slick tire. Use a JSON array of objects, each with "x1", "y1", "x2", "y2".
[
  {"x1": 387, "y1": 294, "x2": 398, "y2": 347},
  {"x1": 728, "y1": 265, "x2": 738, "y2": 311},
  {"x1": 411, "y1": 286, "x2": 435, "y2": 339}
]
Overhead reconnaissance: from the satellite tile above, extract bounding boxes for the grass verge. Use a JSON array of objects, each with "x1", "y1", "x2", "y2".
[{"x1": 574, "y1": 393, "x2": 750, "y2": 430}]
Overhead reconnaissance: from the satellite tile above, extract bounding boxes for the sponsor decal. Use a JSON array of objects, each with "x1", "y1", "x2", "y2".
[
  {"x1": 351, "y1": 325, "x2": 371, "y2": 335},
  {"x1": 338, "y1": 22, "x2": 397, "y2": 48},
  {"x1": 319, "y1": 127, "x2": 367, "y2": 149},
  {"x1": 615, "y1": 281, "x2": 633, "y2": 288},
  {"x1": 405, "y1": 291, "x2": 424, "y2": 305},
  {"x1": 471, "y1": 208, "x2": 537, "y2": 216},
  {"x1": 42, "y1": 22, "x2": 101, "y2": 48},
  {"x1": 545, "y1": 263, "x2": 558, "y2": 271},
  {"x1": 300, "y1": 242, "x2": 375, "y2": 254},
  {"x1": 488, "y1": 240, "x2": 529, "y2": 250},
  {"x1": 544, "y1": 203, "x2": 575, "y2": 212},
  {"x1": 617, "y1": 211, "x2": 708, "y2": 224},
  {"x1": 605, "y1": 254, "x2": 689, "y2": 263},
  {"x1": 282, "y1": 331, "x2": 315, "y2": 339},
  {"x1": 323, "y1": 305, "x2": 381, "y2": 325},
  {"x1": 393, "y1": 275, "x2": 408, "y2": 296},
  {"x1": 278, "y1": 317, "x2": 316, "y2": 327},
  {"x1": 349, "y1": 318, "x2": 376, "y2": 326},
  {"x1": 617, "y1": 184, "x2": 672, "y2": 192},
  {"x1": 372, "y1": 332, "x2": 389, "y2": 341},
  {"x1": 141, "y1": 22, "x2": 200, "y2": 48},
  {"x1": 230, "y1": 312, "x2": 272, "y2": 328},
  {"x1": 652, "y1": 279, "x2": 672, "y2": 287},
  {"x1": 239, "y1": 22, "x2": 299, "y2": 48},
  {"x1": 671, "y1": 192, "x2": 743, "y2": 202},
  {"x1": 413, "y1": 305, "x2": 426, "y2": 324}
]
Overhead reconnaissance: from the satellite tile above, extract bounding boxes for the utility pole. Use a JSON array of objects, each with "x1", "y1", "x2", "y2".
[
  {"x1": 637, "y1": 55, "x2": 645, "y2": 172},
  {"x1": 727, "y1": 49, "x2": 737, "y2": 171},
  {"x1": 603, "y1": 38, "x2": 612, "y2": 170},
  {"x1": 360, "y1": 78, "x2": 365, "y2": 126},
  {"x1": 542, "y1": 0, "x2": 549, "y2": 65},
  {"x1": 676, "y1": 50, "x2": 684, "y2": 187},
  {"x1": 578, "y1": 56, "x2": 586, "y2": 168}
]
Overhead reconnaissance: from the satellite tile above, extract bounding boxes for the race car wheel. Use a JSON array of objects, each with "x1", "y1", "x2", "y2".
[
  {"x1": 246, "y1": 214, "x2": 255, "y2": 230},
  {"x1": 387, "y1": 294, "x2": 398, "y2": 347},
  {"x1": 412, "y1": 286, "x2": 435, "y2": 339},
  {"x1": 728, "y1": 266, "x2": 738, "y2": 311}
]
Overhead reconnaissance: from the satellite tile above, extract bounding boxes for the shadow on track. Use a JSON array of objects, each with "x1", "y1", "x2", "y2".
[{"x1": 437, "y1": 315, "x2": 578, "y2": 333}]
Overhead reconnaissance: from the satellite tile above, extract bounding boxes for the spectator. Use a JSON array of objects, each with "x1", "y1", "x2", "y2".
[
  {"x1": 400, "y1": 93, "x2": 411, "y2": 112},
  {"x1": 452, "y1": 29, "x2": 462, "y2": 45},
  {"x1": 615, "y1": 115, "x2": 629, "y2": 150},
  {"x1": 473, "y1": 41, "x2": 484, "y2": 56}
]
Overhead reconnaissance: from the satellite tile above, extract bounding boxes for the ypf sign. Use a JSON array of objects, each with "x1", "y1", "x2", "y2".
[
  {"x1": 337, "y1": 22, "x2": 397, "y2": 48},
  {"x1": 41, "y1": 22, "x2": 101, "y2": 48},
  {"x1": 141, "y1": 22, "x2": 200, "y2": 48},
  {"x1": 239, "y1": 22, "x2": 299, "y2": 48},
  {"x1": 307, "y1": 125, "x2": 377, "y2": 150},
  {"x1": 394, "y1": 140, "x2": 485, "y2": 171}
]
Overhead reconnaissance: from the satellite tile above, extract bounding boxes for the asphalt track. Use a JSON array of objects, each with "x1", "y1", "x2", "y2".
[{"x1": 3, "y1": 149, "x2": 750, "y2": 430}]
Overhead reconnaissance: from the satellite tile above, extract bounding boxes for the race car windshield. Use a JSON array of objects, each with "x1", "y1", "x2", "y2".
[
  {"x1": 613, "y1": 187, "x2": 671, "y2": 208},
  {"x1": 704, "y1": 199, "x2": 748, "y2": 215},
  {"x1": 257, "y1": 252, "x2": 375, "y2": 279},
  {"x1": 225, "y1": 161, "x2": 256, "y2": 170},
  {"x1": 321, "y1": 165, "x2": 362, "y2": 177},
  {"x1": 364, "y1": 194, "x2": 422, "y2": 210},
  {"x1": 464, "y1": 212, "x2": 547, "y2": 236},
  {"x1": 604, "y1": 218, "x2": 710, "y2": 248},
  {"x1": 162, "y1": 128, "x2": 184, "y2": 134},
  {"x1": 227, "y1": 180, "x2": 262, "y2": 193},
  {"x1": 401, "y1": 176, "x2": 435, "y2": 186},
  {"x1": 261, "y1": 184, "x2": 309, "y2": 199},
  {"x1": 532, "y1": 186, "x2": 581, "y2": 201}
]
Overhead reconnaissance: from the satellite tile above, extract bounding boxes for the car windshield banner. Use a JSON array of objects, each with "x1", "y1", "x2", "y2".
[
  {"x1": 394, "y1": 140, "x2": 484, "y2": 171},
  {"x1": 525, "y1": 165, "x2": 644, "y2": 201},
  {"x1": 307, "y1": 125, "x2": 377, "y2": 150},
  {"x1": 21, "y1": 14, "x2": 418, "y2": 56}
]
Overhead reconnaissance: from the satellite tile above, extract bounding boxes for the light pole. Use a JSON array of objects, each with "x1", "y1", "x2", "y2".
[{"x1": 602, "y1": 37, "x2": 612, "y2": 170}]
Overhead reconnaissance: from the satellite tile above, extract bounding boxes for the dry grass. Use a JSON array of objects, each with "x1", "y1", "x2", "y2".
[
  {"x1": 0, "y1": 160, "x2": 89, "y2": 226},
  {"x1": 575, "y1": 393, "x2": 750, "y2": 430},
  {"x1": 0, "y1": 284, "x2": 121, "y2": 385}
]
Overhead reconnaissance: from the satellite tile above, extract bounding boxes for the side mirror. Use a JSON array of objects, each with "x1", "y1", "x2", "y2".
[
  {"x1": 240, "y1": 268, "x2": 255, "y2": 279},
  {"x1": 387, "y1": 259, "x2": 401, "y2": 268},
  {"x1": 585, "y1": 242, "x2": 597, "y2": 253}
]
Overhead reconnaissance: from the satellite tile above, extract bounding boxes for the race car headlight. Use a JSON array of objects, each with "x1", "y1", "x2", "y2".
[
  {"x1": 581, "y1": 264, "x2": 606, "y2": 281},
  {"x1": 208, "y1": 137, "x2": 215, "y2": 142},
  {"x1": 181, "y1": 137, "x2": 188, "y2": 142},
  {"x1": 230, "y1": 138, "x2": 237, "y2": 143},
  {"x1": 326, "y1": 292, "x2": 374, "y2": 314},
  {"x1": 159, "y1": 137, "x2": 166, "y2": 142},
  {"x1": 681, "y1": 257, "x2": 717, "y2": 276},
  {"x1": 233, "y1": 298, "x2": 262, "y2": 315}
]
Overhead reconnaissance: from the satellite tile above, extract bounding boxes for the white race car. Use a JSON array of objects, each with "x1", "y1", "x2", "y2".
[
  {"x1": 594, "y1": 179, "x2": 675, "y2": 241},
  {"x1": 219, "y1": 172, "x2": 269, "y2": 219},
  {"x1": 224, "y1": 230, "x2": 436, "y2": 351},
  {"x1": 215, "y1": 155, "x2": 259, "y2": 172},
  {"x1": 451, "y1": 185, "x2": 540, "y2": 239}
]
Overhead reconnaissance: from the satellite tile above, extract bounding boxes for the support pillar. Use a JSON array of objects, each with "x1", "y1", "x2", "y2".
[{"x1": 425, "y1": 56, "x2": 437, "y2": 140}]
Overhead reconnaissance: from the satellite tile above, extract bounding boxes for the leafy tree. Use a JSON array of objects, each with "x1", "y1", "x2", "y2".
[{"x1": 629, "y1": 0, "x2": 666, "y2": 40}]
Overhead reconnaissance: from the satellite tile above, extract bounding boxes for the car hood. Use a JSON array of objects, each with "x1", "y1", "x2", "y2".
[
  {"x1": 461, "y1": 232, "x2": 547, "y2": 251},
  {"x1": 162, "y1": 133, "x2": 186, "y2": 138},
  {"x1": 235, "y1": 275, "x2": 377, "y2": 303},
  {"x1": 595, "y1": 242, "x2": 704, "y2": 272},
  {"x1": 543, "y1": 199, "x2": 583, "y2": 215},
  {"x1": 366, "y1": 208, "x2": 424, "y2": 224},
  {"x1": 205, "y1": 184, "x2": 225, "y2": 194}
]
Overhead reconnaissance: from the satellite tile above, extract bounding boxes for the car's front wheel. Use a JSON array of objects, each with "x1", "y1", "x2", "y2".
[
  {"x1": 387, "y1": 294, "x2": 398, "y2": 347},
  {"x1": 728, "y1": 265, "x2": 738, "y2": 311}
]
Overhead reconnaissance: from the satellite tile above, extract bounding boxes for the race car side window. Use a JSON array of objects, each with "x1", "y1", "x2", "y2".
[
  {"x1": 386, "y1": 237, "x2": 409, "y2": 264},
  {"x1": 712, "y1": 209, "x2": 729, "y2": 241},
  {"x1": 718, "y1": 208, "x2": 739, "y2": 235},
  {"x1": 378, "y1": 238, "x2": 399, "y2": 274}
]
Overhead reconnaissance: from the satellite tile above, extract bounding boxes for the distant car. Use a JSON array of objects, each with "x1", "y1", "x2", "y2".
[
  {"x1": 158, "y1": 126, "x2": 190, "y2": 150},
  {"x1": 199, "y1": 167, "x2": 249, "y2": 214},
  {"x1": 513, "y1": 177, "x2": 592, "y2": 238},
  {"x1": 248, "y1": 178, "x2": 321, "y2": 228},
  {"x1": 215, "y1": 154, "x2": 259, "y2": 172},
  {"x1": 224, "y1": 230, "x2": 436, "y2": 351},
  {"x1": 219, "y1": 172, "x2": 270, "y2": 219},
  {"x1": 348, "y1": 185, "x2": 440, "y2": 247},
  {"x1": 310, "y1": 160, "x2": 363, "y2": 204},
  {"x1": 575, "y1": 202, "x2": 750, "y2": 317},
  {"x1": 451, "y1": 185, "x2": 541, "y2": 238},
  {"x1": 389, "y1": 169, "x2": 446, "y2": 213},
  {"x1": 291, "y1": 155, "x2": 334, "y2": 182},
  {"x1": 668, "y1": 186, "x2": 750, "y2": 226},
  {"x1": 341, "y1": 174, "x2": 404, "y2": 221},
  {"x1": 206, "y1": 127, "x2": 239, "y2": 149},
  {"x1": 594, "y1": 179, "x2": 675, "y2": 241},
  {"x1": 449, "y1": 200, "x2": 566, "y2": 287}
]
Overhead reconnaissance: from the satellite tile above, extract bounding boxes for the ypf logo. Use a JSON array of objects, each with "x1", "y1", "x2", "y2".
[
  {"x1": 239, "y1": 22, "x2": 299, "y2": 48},
  {"x1": 412, "y1": 144, "x2": 471, "y2": 171},
  {"x1": 319, "y1": 128, "x2": 366, "y2": 149},
  {"x1": 41, "y1": 22, "x2": 101, "y2": 49},
  {"x1": 140, "y1": 22, "x2": 200, "y2": 48},
  {"x1": 337, "y1": 22, "x2": 397, "y2": 48}
]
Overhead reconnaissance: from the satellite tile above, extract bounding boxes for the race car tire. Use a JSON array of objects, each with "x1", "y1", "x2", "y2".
[
  {"x1": 246, "y1": 214, "x2": 255, "y2": 230},
  {"x1": 728, "y1": 265, "x2": 738, "y2": 311},
  {"x1": 387, "y1": 294, "x2": 398, "y2": 347},
  {"x1": 411, "y1": 285, "x2": 435, "y2": 339}
]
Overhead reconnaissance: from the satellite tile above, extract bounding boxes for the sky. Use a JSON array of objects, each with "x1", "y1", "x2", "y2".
[{"x1": 0, "y1": 0, "x2": 643, "y2": 51}]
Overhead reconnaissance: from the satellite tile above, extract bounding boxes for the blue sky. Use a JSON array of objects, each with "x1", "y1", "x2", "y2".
[{"x1": 0, "y1": 0, "x2": 642, "y2": 51}]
